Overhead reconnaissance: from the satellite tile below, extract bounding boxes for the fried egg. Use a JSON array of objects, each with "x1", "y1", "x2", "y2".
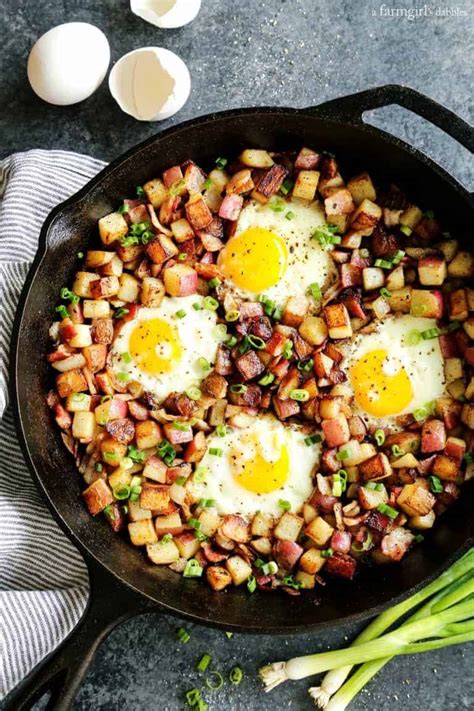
[
  {"x1": 110, "y1": 295, "x2": 222, "y2": 402},
  {"x1": 217, "y1": 198, "x2": 337, "y2": 305},
  {"x1": 343, "y1": 315, "x2": 446, "y2": 428},
  {"x1": 195, "y1": 415, "x2": 321, "y2": 517}
]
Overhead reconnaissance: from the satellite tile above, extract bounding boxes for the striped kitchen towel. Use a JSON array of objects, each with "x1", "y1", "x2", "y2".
[{"x1": 0, "y1": 150, "x2": 106, "y2": 699}]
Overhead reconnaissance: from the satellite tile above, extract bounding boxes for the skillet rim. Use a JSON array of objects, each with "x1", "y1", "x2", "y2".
[{"x1": 9, "y1": 104, "x2": 474, "y2": 634}]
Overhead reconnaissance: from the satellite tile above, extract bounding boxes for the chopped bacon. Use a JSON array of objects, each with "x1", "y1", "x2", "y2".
[
  {"x1": 214, "y1": 345, "x2": 233, "y2": 376},
  {"x1": 228, "y1": 382, "x2": 262, "y2": 408},
  {"x1": 380, "y1": 527, "x2": 414, "y2": 562},
  {"x1": 105, "y1": 418, "x2": 135, "y2": 444},
  {"x1": 235, "y1": 350, "x2": 265, "y2": 381},
  {"x1": 202, "y1": 543, "x2": 229, "y2": 563},
  {"x1": 253, "y1": 164, "x2": 288, "y2": 198},
  {"x1": 324, "y1": 552, "x2": 357, "y2": 580},
  {"x1": 273, "y1": 396, "x2": 300, "y2": 419},
  {"x1": 221, "y1": 514, "x2": 250, "y2": 543},
  {"x1": 248, "y1": 316, "x2": 273, "y2": 341},
  {"x1": 218, "y1": 194, "x2": 243, "y2": 221},
  {"x1": 273, "y1": 540, "x2": 303, "y2": 569},
  {"x1": 310, "y1": 489, "x2": 338, "y2": 513},
  {"x1": 331, "y1": 530, "x2": 352, "y2": 553}
]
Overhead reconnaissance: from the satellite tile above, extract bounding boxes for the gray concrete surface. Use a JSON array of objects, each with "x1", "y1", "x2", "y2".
[{"x1": 1, "y1": 0, "x2": 473, "y2": 709}]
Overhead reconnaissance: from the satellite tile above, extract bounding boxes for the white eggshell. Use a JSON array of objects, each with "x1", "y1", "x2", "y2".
[
  {"x1": 109, "y1": 47, "x2": 191, "y2": 122},
  {"x1": 27, "y1": 23, "x2": 110, "y2": 106},
  {"x1": 130, "y1": 0, "x2": 201, "y2": 28}
]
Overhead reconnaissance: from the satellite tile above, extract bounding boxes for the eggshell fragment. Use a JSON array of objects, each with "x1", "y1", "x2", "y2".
[
  {"x1": 27, "y1": 23, "x2": 110, "y2": 106},
  {"x1": 131, "y1": 0, "x2": 201, "y2": 28},
  {"x1": 109, "y1": 47, "x2": 191, "y2": 122}
]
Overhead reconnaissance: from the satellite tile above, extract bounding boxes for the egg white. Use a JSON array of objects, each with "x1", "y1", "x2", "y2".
[
  {"x1": 218, "y1": 198, "x2": 338, "y2": 306},
  {"x1": 110, "y1": 295, "x2": 222, "y2": 402},
  {"x1": 195, "y1": 415, "x2": 321, "y2": 517},
  {"x1": 342, "y1": 315, "x2": 446, "y2": 429}
]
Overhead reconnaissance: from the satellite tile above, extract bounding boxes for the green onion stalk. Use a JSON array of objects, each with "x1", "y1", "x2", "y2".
[{"x1": 259, "y1": 549, "x2": 474, "y2": 701}]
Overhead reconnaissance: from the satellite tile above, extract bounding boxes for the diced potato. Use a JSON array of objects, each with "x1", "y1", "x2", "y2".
[
  {"x1": 163, "y1": 264, "x2": 198, "y2": 297},
  {"x1": 362, "y1": 267, "x2": 385, "y2": 291},
  {"x1": 206, "y1": 565, "x2": 232, "y2": 591},
  {"x1": 108, "y1": 467, "x2": 132, "y2": 492},
  {"x1": 399, "y1": 205, "x2": 423, "y2": 230},
  {"x1": 251, "y1": 537, "x2": 272, "y2": 556},
  {"x1": 154, "y1": 512, "x2": 183, "y2": 536},
  {"x1": 386, "y1": 265, "x2": 405, "y2": 292},
  {"x1": 323, "y1": 303, "x2": 352, "y2": 339},
  {"x1": 251, "y1": 511, "x2": 274, "y2": 538},
  {"x1": 411, "y1": 288, "x2": 444, "y2": 319},
  {"x1": 128, "y1": 519, "x2": 158, "y2": 546},
  {"x1": 143, "y1": 455, "x2": 167, "y2": 483},
  {"x1": 72, "y1": 411, "x2": 95, "y2": 440},
  {"x1": 444, "y1": 358, "x2": 464, "y2": 383},
  {"x1": 299, "y1": 316, "x2": 328, "y2": 345},
  {"x1": 139, "y1": 483, "x2": 170, "y2": 511},
  {"x1": 282, "y1": 296, "x2": 309, "y2": 327},
  {"x1": 350, "y1": 199, "x2": 381, "y2": 234},
  {"x1": 82, "y1": 478, "x2": 113, "y2": 516},
  {"x1": 397, "y1": 484, "x2": 436, "y2": 517},
  {"x1": 239, "y1": 149, "x2": 274, "y2": 168},
  {"x1": 461, "y1": 403, "x2": 474, "y2": 429},
  {"x1": 293, "y1": 170, "x2": 320, "y2": 201},
  {"x1": 432, "y1": 454, "x2": 459, "y2": 481},
  {"x1": 299, "y1": 547, "x2": 326, "y2": 574},
  {"x1": 198, "y1": 508, "x2": 221, "y2": 537},
  {"x1": 117, "y1": 273, "x2": 140, "y2": 303},
  {"x1": 225, "y1": 555, "x2": 252, "y2": 585},
  {"x1": 294, "y1": 570, "x2": 316, "y2": 589},
  {"x1": 174, "y1": 532, "x2": 201, "y2": 559},
  {"x1": 56, "y1": 369, "x2": 88, "y2": 398},
  {"x1": 90, "y1": 276, "x2": 120, "y2": 299},
  {"x1": 319, "y1": 396, "x2": 343, "y2": 420},
  {"x1": 67, "y1": 324, "x2": 92, "y2": 348},
  {"x1": 127, "y1": 500, "x2": 152, "y2": 521},
  {"x1": 391, "y1": 453, "x2": 419, "y2": 469},
  {"x1": 135, "y1": 420, "x2": 161, "y2": 450},
  {"x1": 409, "y1": 510, "x2": 435, "y2": 530},
  {"x1": 448, "y1": 251, "x2": 474, "y2": 278},
  {"x1": 143, "y1": 178, "x2": 168, "y2": 208},
  {"x1": 51, "y1": 353, "x2": 87, "y2": 373},
  {"x1": 85, "y1": 250, "x2": 115, "y2": 269},
  {"x1": 358, "y1": 484, "x2": 388, "y2": 510},
  {"x1": 100, "y1": 437, "x2": 127, "y2": 465},
  {"x1": 418, "y1": 255, "x2": 447, "y2": 286},
  {"x1": 146, "y1": 540, "x2": 180, "y2": 564},
  {"x1": 305, "y1": 516, "x2": 334, "y2": 547},
  {"x1": 171, "y1": 218, "x2": 195, "y2": 243},
  {"x1": 99, "y1": 212, "x2": 129, "y2": 246},
  {"x1": 388, "y1": 287, "x2": 412, "y2": 314},
  {"x1": 347, "y1": 172, "x2": 376, "y2": 205},
  {"x1": 359, "y1": 452, "x2": 393, "y2": 481},
  {"x1": 100, "y1": 254, "x2": 123, "y2": 278},
  {"x1": 82, "y1": 343, "x2": 107, "y2": 372},
  {"x1": 449, "y1": 288, "x2": 468, "y2": 321},
  {"x1": 273, "y1": 512, "x2": 304, "y2": 542},
  {"x1": 72, "y1": 271, "x2": 100, "y2": 299},
  {"x1": 140, "y1": 276, "x2": 165, "y2": 307},
  {"x1": 324, "y1": 187, "x2": 354, "y2": 216},
  {"x1": 83, "y1": 300, "x2": 110, "y2": 319},
  {"x1": 65, "y1": 392, "x2": 91, "y2": 412},
  {"x1": 463, "y1": 318, "x2": 474, "y2": 340}
]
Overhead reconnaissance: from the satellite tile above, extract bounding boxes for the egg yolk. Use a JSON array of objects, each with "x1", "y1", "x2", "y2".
[
  {"x1": 129, "y1": 318, "x2": 182, "y2": 375},
  {"x1": 350, "y1": 349, "x2": 413, "y2": 417},
  {"x1": 233, "y1": 442, "x2": 289, "y2": 494},
  {"x1": 218, "y1": 226, "x2": 288, "y2": 292}
]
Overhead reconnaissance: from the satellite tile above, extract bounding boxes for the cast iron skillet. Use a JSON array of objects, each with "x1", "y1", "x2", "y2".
[{"x1": 6, "y1": 85, "x2": 474, "y2": 710}]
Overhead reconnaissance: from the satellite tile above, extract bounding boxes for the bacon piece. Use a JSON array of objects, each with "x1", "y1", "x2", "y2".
[
  {"x1": 380, "y1": 527, "x2": 414, "y2": 561},
  {"x1": 310, "y1": 489, "x2": 338, "y2": 513},
  {"x1": 371, "y1": 223, "x2": 400, "y2": 257},
  {"x1": 273, "y1": 396, "x2": 300, "y2": 419},
  {"x1": 324, "y1": 552, "x2": 357, "y2": 580},
  {"x1": 105, "y1": 502, "x2": 126, "y2": 532},
  {"x1": 184, "y1": 431, "x2": 207, "y2": 463},
  {"x1": 331, "y1": 530, "x2": 352, "y2": 554},
  {"x1": 321, "y1": 449, "x2": 340, "y2": 474},
  {"x1": 228, "y1": 382, "x2": 262, "y2": 408},
  {"x1": 265, "y1": 331, "x2": 287, "y2": 356},
  {"x1": 340, "y1": 264, "x2": 363, "y2": 287},
  {"x1": 54, "y1": 403, "x2": 72, "y2": 430},
  {"x1": 249, "y1": 316, "x2": 273, "y2": 341},
  {"x1": 47, "y1": 344, "x2": 75, "y2": 363},
  {"x1": 163, "y1": 422, "x2": 194, "y2": 445},
  {"x1": 202, "y1": 543, "x2": 229, "y2": 563},
  {"x1": 235, "y1": 350, "x2": 265, "y2": 381},
  {"x1": 273, "y1": 540, "x2": 303, "y2": 569},
  {"x1": 339, "y1": 288, "x2": 366, "y2": 319},
  {"x1": 214, "y1": 345, "x2": 233, "y2": 376},
  {"x1": 221, "y1": 514, "x2": 250, "y2": 543},
  {"x1": 196, "y1": 217, "x2": 224, "y2": 251},
  {"x1": 253, "y1": 164, "x2": 288, "y2": 198},
  {"x1": 218, "y1": 194, "x2": 244, "y2": 221},
  {"x1": 366, "y1": 509, "x2": 392, "y2": 536},
  {"x1": 105, "y1": 418, "x2": 135, "y2": 444},
  {"x1": 91, "y1": 318, "x2": 114, "y2": 345},
  {"x1": 295, "y1": 147, "x2": 320, "y2": 170},
  {"x1": 421, "y1": 419, "x2": 446, "y2": 453},
  {"x1": 201, "y1": 372, "x2": 228, "y2": 399},
  {"x1": 127, "y1": 400, "x2": 149, "y2": 421}
]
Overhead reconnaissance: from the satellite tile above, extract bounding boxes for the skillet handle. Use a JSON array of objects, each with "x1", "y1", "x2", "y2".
[
  {"x1": 3, "y1": 559, "x2": 156, "y2": 711},
  {"x1": 309, "y1": 84, "x2": 474, "y2": 154}
]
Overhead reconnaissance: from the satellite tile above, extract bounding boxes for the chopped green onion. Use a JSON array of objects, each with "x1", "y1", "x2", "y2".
[
  {"x1": 282, "y1": 575, "x2": 302, "y2": 590},
  {"x1": 321, "y1": 548, "x2": 334, "y2": 558},
  {"x1": 198, "y1": 357, "x2": 210, "y2": 371},
  {"x1": 391, "y1": 250, "x2": 405, "y2": 265},
  {"x1": 405, "y1": 329, "x2": 421, "y2": 346},
  {"x1": 117, "y1": 203, "x2": 128, "y2": 214},
  {"x1": 136, "y1": 185, "x2": 145, "y2": 198},
  {"x1": 230, "y1": 384, "x2": 247, "y2": 394},
  {"x1": 215, "y1": 157, "x2": 228, "y2": 169},
  {"x1": 351, "y1": 530, "x2": 373, "y2": 553},
  {"x1": 374, "y1": 429, "x2": 385, "y2": 446},
  {"x1": 247, "y1": 575, "x2": 257, "y2": 593},
  {"x1": 121, "y1": 351, "x2": 132, "y2": 364},
  {"x1": 258, "y1": 372, "x2": 275, "y2": 386},
  {"x1": 192, "y1": 302, "x2": 202, "y2": 311},
  {"x1": 175, "y1": 476, "x2": 187, "y2": 486},
  {"x1": 169, "y1": 178, "x2": 186, "y2": 197},
  {"x1": 178, "y1": 252, "x2": 187, "y2": 261},
  {"x1": 129, "y1": 484, "x2": 141, "y2": 502},
  {"x1": 377, "y1": 503, "x2": 398, "y2": 519},
  {"x1": 203, "y1": 296, "x2": 219, "y2": 310},
  {"x1": 157, "y1": 440, "x2": 176, "y2": 465},
  {"x1": 225, "y1": 631, "x2": 234, "y2": 639},
  {"x1": 101, "y1": 395, "x2": 112, "y2": 403},
  {"x1": 272, "y1": 306, "x2": 283, "y2": 321},
  {"x1": 421, "y1": 327, "x2": 441, "y2": 340},
  {"x1": 262, "y1": 561, "x2": 278, "y2": 575},
  {"x1": 391, "y1": 444, "x2": 405, "y2": 456},
  {"x1": 103, "y1": 504, "x2": 115, "y2": 520},
  {"x1": 186, "y1": 386, "x2": 202, "y2": 401},
  {"x1": 95, "y1": 462, "x2": 103, "y2": 473},
  {"x1": 209, "y1": 447, "x2": 223, "y2": 456},
  {"x1": 195, "y1": 530, "x2": 208, "y2": 542},
  {"x1": 229, "y1": 667, "x2": 243, "y2": 685},
  {"x1": 199, "y1": 498, "x2": 215, "y2": 508},
  {"x1": 424, "y1": 210, "x2": 435, "y2": 219},
  {"x1": 161, "y1": 533, "x2": 172, "y2": 544},
  {"x1": 173, "y1": 421, "x2": 191, "y2": 431},
  {"x1": 269, "y1": 196, "x2": 285, "y2": 213},
  {"x1": 447, "y1": 321, "x2": 461, "y2": 332},
  {"x1": 285, "y1": 211, "x2": 296, "y2": 221},
  {"x1": 209, "y1": 277, "x2": 221, "y2": 288},
  {"x1": 127, "y1": 445, "x2": 145, "y2": 463},
  {"x1": 55, "y1": 305, "x2": 68, "y2": 319},
  {"x1": 336, "y1": 449, "x2": 349, "y2": 461},
  {"x1": 116, "y1": 372, "x2": 130, "y2": 383},
  {"x1": 278, "y1": 499, "x2": 291, "y2": 512},
  {"x1": 188, "y1": 518, "x2": 201, "y2": 530},
  {"x1": 332, "y1": 470, "x2": 347, "y2": 497},
  {"x1": 297, "y1": 358, "x2": 314, "y2": 373},
  {"x1": 280, "y1": 178, "x2": 294, "y2": 195},
  {"x1": 114, "y1": 307, "x2": 129, "y2": 319},
  {"x1": 312, "y1": 223, "x2": 341, "y2": 250},
  {"x1": 410, "y1": 304, "x2": 427, "y2": 317},
  {"x1": 175, "y1": 309, "x2": 186, "y2": 319},
  {"x1": 247, "y1": 334, "x2": 266, "y2": 350},
  {"x1": 215, "y1": 424, "x2": 228, "y2": 437},
  {"x1": 203, "y1": 177, "x2": 213, "y2": 190},
  {"x1": 177, "y1": 627, "x2": 190, "y2": 643},
  {"x1": 77, "y1": 251, "x2": 84, "y2": 258},
  {"x1": 183, "y1": 558, "x2": 203, "y2": 578},
  {"x1": 380, "y1": 287, "x2": 391, "y2": 299},
  {"x1": 429, "y1": 475, "x2": 444, "y2": 493},
  {"x1": 225, "y1": 310, "x2": 240, "y2": 322},
  {"x1": 60, "y1": 287, "x2": 80, "y2": 304},
  {"x1": 185, "y1": 688, "x2": 201, "y2": 707},
  {"x1": 308, "y1": 282, "x2": 322, "y2": 300},
  {"x1": 213, "y1": 324, "x2": 228, "y2": 340},
  {"x1": 400, "y1": 224, "x2": 412, "y2": 236},
  {"x1": 304, "y1": 434, "x2": 322, "y2": 446},
  {"x1": 464, "y1": 452, "x2": 473, "y2": 465},
  {"x1": 282, "y1": 341, "x2": 293, "y2": 359},
  {"x1": 197, "y1": 654, "x2": 212, "y2": 673},
  {"x1": 206, "y1": 670, "x2": 224, "y2": 690},
  {"x1": 120, "y1": 234, "x2": 140, "y2": 247},
  {"x1": 415, "y1": 534, "x2": 425, "y2": 543},
  {"x1": 194, "y1": 465, "x2": 208, "y2": 483},
  {"x1": 366, "y1": 481, "x2": 383, "y2": 491},
  {"x1": 374, "y1": 258, "x2": 393, "y2": 269},
  {"x1": 264, "y1": 299, "x2": 276, "y2": 316},
  {"x1": 289, "y1": 389, "x2": 309, "y2": 402},
  {"x1": 225, "y1": 335, "x2": 237, "y2": 348},
  {"x1": 113, "y1": 486, "x2": 131, "y2": 500}
]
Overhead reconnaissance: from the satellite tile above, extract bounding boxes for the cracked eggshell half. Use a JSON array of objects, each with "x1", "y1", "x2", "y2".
[
  {"x1": 109, "y1": 47, "x2": 191, "y2": 121},
  {"x1": 130, "y1": 0, "x2": 201, "y2": 29},
  {"x1": 27, "y1": 22, "x2": 110, "y2": 106}
]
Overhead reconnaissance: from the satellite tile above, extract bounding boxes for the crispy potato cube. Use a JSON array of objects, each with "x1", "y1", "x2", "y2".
[
  {"x1": 251, "y1": 537, "x2": 272, "y2": 556},
  {"x1": 299, "y1": 547, "x2": 326, "y2": 574},
  {"x1": 411, "y1": 289, "x2": 443, "y2": 319},
  {"x1": 72, "y1": 411, "x2": 95, "y2": 440},
  {"x1": 388, "y1": 287, "x2": 412, "y2": 314},
  {"x1": 117, "y1": 273, "x2": 140, "y2": 302},
  {"x1": 299, "y1": 315, "x2": 328, "y2": 345},
  {"x1": 128, "y1": 519, "x2": 158, "y2": 546},
  {"x1": 363, "y1": 267, "x2": 385, "y2": 291},
  {"x1": 432, "y1": 454, "x2": 459, "y2": 481},
  {"x1": 206, "y1": 565, "x2": 232, "y2": 591},
  {"x1": 139, "y1": 483, "x2": 170, "y2": 511},
  {"x1": 409, "y1": 510, "x2": 436, "y2": 530},
  {"x1": 140, "y1": 276, "x2": 165, "y2": 307},
  {"x1": 449, "y1": 289, "x2": 468, "y2": 321},
  {"x1": 143, "y1": 178, "x2": 168, "y2": 208},
  {"x1": 448, "y1": 251, "x2": 474, "y2": 278},
  {"x1": 358, "y1": 484, "x2": 388, "y2": 510},
  {"x1": 239, "y1": 149, "x2": 274, "y2": 168},
  {"x1": 127, "y1": 500, "x2": 152, "y2": 521},
  {"x1": 146, "y1": 539, "x2": 180, "y2": 564},
  {"x1": 294, "y1": 570, "x2": 316, "y2": 589},
  {"x1": 225, "y1": 555, "x2": 252, "y2": 585},
  {"x1": 67, "y1": 324, "x2": 91, "y2": 348},
  {"x1": 146, "y1": 235, "x2": 179, "y2": 265},
  {"x1": 108, "y1": 467, "x2": 132, "y2": 492},
  {"x1": 65, "y1": 392, "x2": 92, "y2": 412},
  {"x1": 324, "y1": 187, "x2": 354, "y2": 216},
  {"x1": 185, "y1": 194, "x2": 213, "y2": 230},
  {"x1": 323, "y1": 303, "x2": 352, "y2": 339},
  {"x1": 99, "y1": 212, "x2": 129, "y2": 246},
  {"x1": 83, "y1": 300, "x2": 110, "y2": 319},
  {"x1": 293, "y1": 170, "x2": 320, "y2": 201},
  {"x1": 397, "y1": 484, "x2": 436, "y2": 517},
  {"x1": 198, "y1": 508, "x2": 221, "y2": 537},
  {"x1": 463, "y1": 317, "x2": 474, "y2": 340},
  {"x1": 444, "y1": 358, "x2": 464, "y2": 384},
  {"x1": 143, "y1": 455, "x2": 167, "y2": 483},
  {"x1": 171, "y1": 218, "x2": 195, "y2": 243},
  {"x1": 359, "y1": 452, "x2": 393, "y2": 481},
  {"x1": 184, "y1": 432, "x2": 208, "y2": 463},
  {"x1": 100, "y1": 437, "x2": 127, "y2": 464},
  {"x1": 82, "y1": 343, "x2": 107, "y2": 372},
  {"x1": 273, "y1": 512, "x2": 304, "y2": 542},
  {"x1": 350, "y1": 199, "x2": 381, "y2": 234},
  {"x1": 82, "y1": 478, "x2": 113, "y2": 516},
  {"x1": 56, "y1": 369, "x2": 88, "y2": 398},
  {"x1": 321, "y1": 413, "x2": 350, "y2": 448},
  {"x1": 174, "y1": 532, "x2": 201, "y2": 559},
  {"x1": 461, "y1": 403, "x2": 474, "y2": 429},
  {"x1": 100, "y1": 254, "x2": 123, "y2": 278},
  {"x1": 282, "y1": 296, "x2": 309, "y2": 327},
  {"x1": 72, "y1": 271, "x2": 100, "y2": 299},
  {"x1": 347, "y1": 172, "x2": 376, "y2": 205},
  {"x1": 251, "y1": 511, "x2": 274, "y2": 538},
  {"x1": 90, "y1": 276, "x2": 120, "y2": 299},
  {"x1": 85, "y1": 250, "x2": 115, "y2": 268},
  {"x1": 319, "y1": 396, "x2": 342, "y2": 420},
  {"x1": 154, "y1": 512, "x2": 183, "y2": 536},
  {"x1": 135, "y1": 420, "x2": 162, "y2": 450},
  {"x1": 163, "y1": 263, "x2": 198, "y2": 296},
  {"x1": 305, "y1": 516, "x2": 334, "y2": 547},
  {"x1": 400, "y1": 205, "x2": 423, "y2": 230},
  {"x1": 418, "y1": 255, "x2": 447, "y2": 286},
  {"x1": 465, "y1": 377, "x2": 474, "y2": 401},
  {"x1": 386, "y1": 265, "x2": 405, "y2": 292}
]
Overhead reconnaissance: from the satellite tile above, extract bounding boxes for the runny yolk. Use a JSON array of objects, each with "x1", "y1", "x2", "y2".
[
  {"x1": 350, "y1": 349, "x2": 413, "y2": 417},
  {"x1": 217, "y1": 226, "x2": 288, "y2": 292},
  {"x1": 129, "y1": 318, "x2": 182, "y2": 375},
  {"x1": 233, "y1": 443, "x2": 289, "y2": 494}
]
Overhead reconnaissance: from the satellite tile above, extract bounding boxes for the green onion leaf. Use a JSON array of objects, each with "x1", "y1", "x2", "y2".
[
  {"x1": 121, "y1": 351, "x2": 132, "y2": 364},
  {"x1": 113, "y1": 486, "x2": 131, "y2": 501},
  {"x1": 297, "y1": 358, "x2": 314, "y2": 373},
  {"x1": 380, "y1": 287, "x2": 391, "y2": 299},
  {"x1": 161, "y1": 533, "x2": 172, "y2": 544},
  {"x1": 278, "y1": 499, "x2": 291, "y2": 512},
  {"x1": 198, "y1": 357, "x2": 210, "y2": 371},
  {"x1": 183, "y1": 558, "x2": 203, "y2": 578},
  {"x1": 289, "y1": 389, "x2": 309, "y2": 402},
  {"x1": 321, "y1": 548, "x2": 334, "y2": 558},
  {"x1": 269, "y1": 196, "x2": 285, "y2": 213},
  {"x1": 429, "y1": 475, "x2": 444, "y2": 493},
  {"x1": 400, "y1": 224, "x2": 412, "y2": 236},
  {"x1": 336, "y1": 449, "x2": 349, "y2": 461},
  {"x1": 127, "y1": 445, "x2": 145, "y2": 463},
  {"x1": 304, "y1": 434, "x2": 322, "y2": 446},
  {"x1": 309, "y1": 282, "x2": 322, "y2": 300},
  {"x1": 377, "y1": 503, "x2": 398, "y2": 519},
  {"x1": 215, "y1": 157, "x2": 228, "y2": 169},
  {"x1": 203, "y1": 178, "x2": 213, "y2": 190},
  {"x1": 114, "y1": 307, "x2": 129, "y2": 319},
  {"x1": 175, "y1": 309, "x2": 186, "y2": 319},
  {"x1": 209, "y1": 447, "x2": 223, "y2": 456},
  {"x1": 230, "y1": 384, "x2": 247, "y2": 394},
  {"x1": 203, "y1": 296, "x2": 219, "y2": 311},
  {"x1": 229, "y1": 667, "x2": 243, "y2": 685},
  {"x1": 225, "y1": 309, "x2": 240, "y2": 322},
  {"x1": 258, "y1": 372, "x2": 275, "y2": 386},
  {"x1": 391, "y1": 444, "x2": 405, "y2": 456},
  {"x1": 285, "y1": 211, "x2": 296, "y2": 221},
  {"x1": 421, "y1": 327, "x2": 441, "y2": 340},
  {"x1": 197, "y1": 654, "x2": 212, "y2": 673},
  {"x1": 247, "y1": 575, "x2": 257, "y2": 593},
  {"x1": 186, "y1": 386, "x2": 202, "y2": 401},
  {"x1": 374, "y1": 429, "x2": 385, "y2": 446},
  {"x1": 177, "y1": 627, "x2": 190, "y2": 643},
  {"x1": 55, "y1": 305, "x2": 68, "y2": 320},
  {"x1": 280, "y1": 178, "x2": 294, "y2": 195},
  {"x1": 192, "y1": 302, "x2": 202, "y2": 311},
  {"x1": 225, "y1": 335, "x2": 237, "y2": 348},
  {"x1": 193, "y1": 465, "x2": 208, "y2": 483},
  {"x1": 206, "y1": 670, "x2": 224, "y2": 690}
]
